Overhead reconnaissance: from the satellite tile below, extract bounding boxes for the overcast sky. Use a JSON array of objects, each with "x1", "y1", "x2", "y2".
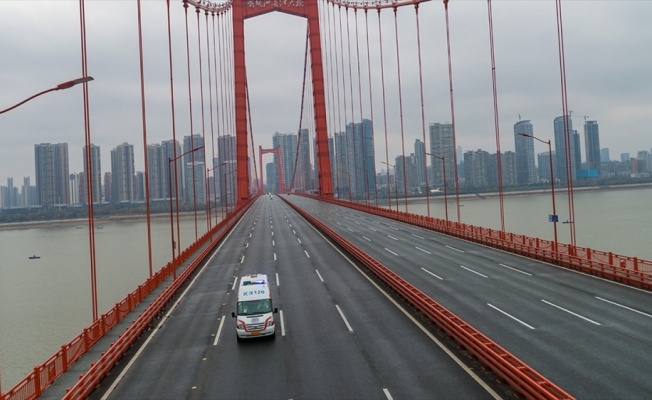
[{"x1": 1, "y1": 0, "x2": 651, "y2": 185}]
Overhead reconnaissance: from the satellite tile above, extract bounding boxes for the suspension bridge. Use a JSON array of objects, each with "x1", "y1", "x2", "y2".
[{"x1": 1, "y1": 0, "x2": 651, "y2": 399}]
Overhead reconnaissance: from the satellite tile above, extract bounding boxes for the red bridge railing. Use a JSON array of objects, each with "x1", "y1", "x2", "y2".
[
  {"x1": 318, "y1": 197, "x2": 652, "y2": 289},
  {"x1": 1, "y1": 203, "x2": 252, "y2": 400},
  {"x1": 284, "y1": 196, "x2": 574, "y2": 400}
]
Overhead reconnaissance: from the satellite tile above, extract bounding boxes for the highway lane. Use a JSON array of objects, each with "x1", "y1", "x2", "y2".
[
  {"x1": 94, "y1": 196, "x2": 500, "y2": 399},
  {"x1": 286, "y1": 195, "x2": 652, "y2": 398}
]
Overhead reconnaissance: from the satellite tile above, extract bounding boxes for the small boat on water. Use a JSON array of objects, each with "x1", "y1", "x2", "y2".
[{"x1": 28, "y1": 255, "x2": 41, "y2": 260}]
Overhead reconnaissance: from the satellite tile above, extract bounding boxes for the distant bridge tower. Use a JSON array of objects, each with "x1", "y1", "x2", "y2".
[
  {"x1": 259, "y1": 145, "x2": 284, "y2": 194},
  {"x1": 232, "y1": 0, "x2": 333, "y2": 206}
]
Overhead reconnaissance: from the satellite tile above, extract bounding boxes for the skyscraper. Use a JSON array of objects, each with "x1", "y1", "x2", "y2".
[
  {"x1": 183, "y1": 134, "x2": 205, "y2": 205},
  {"x1": 295, "y1": 128, "x2": 312, "y2": 192},
  {"x1": 110, "y1": 142, "x2": 135, "y2": 203},
  {"x1": 272, "y1": 133, "x2": 297, "y2": 192},
  {"x1": 553, "y1": 115, "x2": 577, "y2": 183},
  {"x1": 345, "y1": 119, "x2": 376, "y2": 199},
  {"x1": 161, "y1": 139, "x2": 182, "y2": 200},
  {"x1": 34, "y1": 142, "x2": 70, "y2": 207},
  {"x1": 82, "y1": 144, "x2": 102, "y2": 204},
  {"x1": 513, "y1": 120, "x2": 537, "y2": 185},
  {"x1": 217, "y1": 135, "x2": 236, "y2": 205},
  {"x1": 584, "y1": 120, "x2": 601, "y2": 172},
  {"x1": 147, "y1": 143, "x2": 165, "y2": 200},
  {"x1": 429, "y1": 123, "x2": 455, "y2": 189}
]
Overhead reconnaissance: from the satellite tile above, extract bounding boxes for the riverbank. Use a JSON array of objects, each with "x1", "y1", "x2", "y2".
[{"x1": 0, "y1": 211, "x2": 201, "y2": 231}]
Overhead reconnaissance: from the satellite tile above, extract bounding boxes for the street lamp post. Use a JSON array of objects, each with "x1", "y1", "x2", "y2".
[
  {"x1": 381, "y1": 161, "x2": 399, "y2": 212},
  {"x1": 426, "y1": 152, "x2": 449, "y2": 223},
  {"x1": 519, "y1": 133, "x2": 558, "y2": 253},
  {"x1": 1, "y1": 77, "x2": 94, "y2": 114},
  {"x1": 1, "y1": 76, "x2": 94, "y2": 393}
]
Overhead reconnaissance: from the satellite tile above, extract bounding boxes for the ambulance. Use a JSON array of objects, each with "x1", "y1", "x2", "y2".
[{"x1": 231, "y1": 274, "x2": 278, "y2": 340}]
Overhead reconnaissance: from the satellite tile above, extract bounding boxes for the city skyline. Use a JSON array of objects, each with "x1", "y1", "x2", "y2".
[
  {"x1": 4, "y1": 114, "x2": 652, "y2": 209},
  {"x1": 1, "y1": 1, "x2": 651, "y2": 186}
]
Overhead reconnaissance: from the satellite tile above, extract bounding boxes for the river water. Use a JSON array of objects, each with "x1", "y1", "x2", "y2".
[
  {"x1": 0, "y1": 214, "x2": 206, "y2": 389},
  {"x1": 1, "y1": 187, "x2": 651, "y2": 389}
]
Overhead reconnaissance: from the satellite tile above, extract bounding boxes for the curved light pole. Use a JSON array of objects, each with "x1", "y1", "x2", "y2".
[
  {"x1": 1, "y1": 76, "x2": 94, "y2": 394},
  {"x1": 381, "y1": 161, "x2": 399, "y2": 212},
  {"x1": 1, "y1": 77, "x2": 94, "y2": 114},
  {"x1": 426, "y1": 152, "x2": 449, "y2": 223},
  {"x1": 519, "y1": 133, "x2": 558, "y2": 253}
]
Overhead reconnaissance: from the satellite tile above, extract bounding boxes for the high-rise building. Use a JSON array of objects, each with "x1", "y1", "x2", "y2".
[
  {"x1": 147, "y1": 143, "x2": 165, "y2": 200},
  {"x1": 584, "y1": 121, "x2": 601, "y2": 172},
  {"x1": 217, "y1": 135, "x2": 236, "y2": 205},
  {"x1": 22, "y1": 177, "x2": 37, "y2": 207},
  {"x1": 103, "y1": 173, "x2": 111, "y2": 203},
  {"x1": 600, "y1": 148, "x2": 610, "y2": 163},
  {"x1": 110, "y1": 142, "x2": 135, "y2": 203},
  {"x1": 345, "y1": 119, "x2": 376, "y2": 200},
  {"x1": 464, "y1": 149, "x2": 490, "y2": 188},
  {"x1": 34, "y1": 142, "x2": 70, "y2": 207},
  {"x1": 82, "y1": 144, "x2": 102, "y2": 204},
  {"x1": 553, "y1": 116, "x2": 577, "y2": 183},
  {"x1": 499, "y1": 151, "x2": 517, "y2": 186},
  {"x1": 272, "y1": 132, "x2": 297, "y2": 193},
  {"x1": 183, "y1": 134, "x2": 205, "y2": 205},
  {"x1": 69, "y1": 173, "x2": 80, "y2": 205},
  {"x1": 537, "y1": 151, "x2": 556, "y2": 182},
  {"x1": 429, "y1": 123, "x2": 456, "y2": 190},
  {"x1": 184, "y1": 161, "x2": 206, "y2": 205},
  {"x1": 295, "y1": 128, "x2": 312, "y2": 192},
  {"x1": 161, "y1": 139, "x2": 183, "y2": 201},
  {"x1": 265, "y1": 162, "x2": 279, "y2": 193},
  {"x1": 395, "y1": 154, "x2": 418, "y2": 195},
  {"x1": 1, "y1": 178, "x2": 18, "y2": 209},
  {"x1": 513, "y1": 120, "x2": 537, "y2": 185}
]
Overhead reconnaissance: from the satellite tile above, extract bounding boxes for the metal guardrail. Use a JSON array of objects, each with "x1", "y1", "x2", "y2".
[{"x1": 284, "y1": 196, "x2": 573, "y2": 399}]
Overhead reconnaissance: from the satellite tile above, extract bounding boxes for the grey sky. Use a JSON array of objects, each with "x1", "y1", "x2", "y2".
[{"x1": 1, "y1": 0, "x2": 651, "y2": 184}]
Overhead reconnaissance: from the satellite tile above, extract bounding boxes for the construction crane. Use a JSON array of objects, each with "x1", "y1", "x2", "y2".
[{"x1": 569, "y1": 110, "x2": 590, "y2": 123}]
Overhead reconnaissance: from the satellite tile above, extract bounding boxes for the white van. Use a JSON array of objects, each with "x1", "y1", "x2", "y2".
[{"x1": 231, "y1": 274, "x2": 278, "y2": 340}]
